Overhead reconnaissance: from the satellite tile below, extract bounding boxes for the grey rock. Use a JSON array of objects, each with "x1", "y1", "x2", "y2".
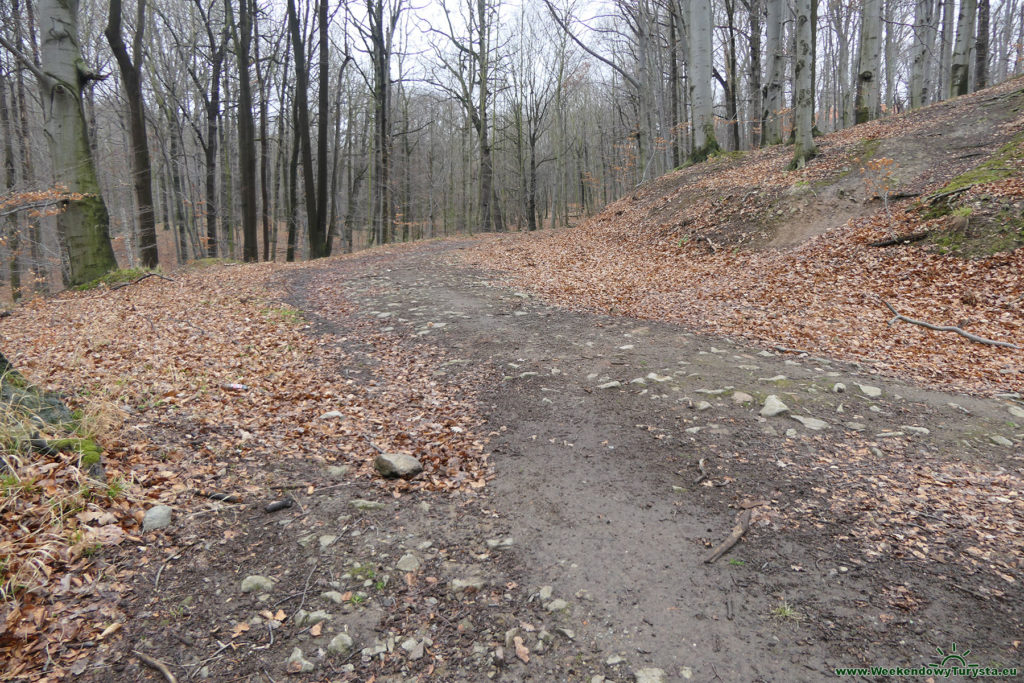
[
  {"x1": 326, "y1": 465, "x2": 351, "y2": 478},
  {"x1": 695, "y1": 389, "x2": 726, "y2": 395},
  {"x1": 544, "y1": 598, "x2": 569, "y2": 612},
  {"x1": 901, "y1": 426, "x2": 930, "y2": 436},
  {"x1": 319, "y1": 410, "x2": 344, "y2": 419},
  {"x1": 731, "y1": 391, "x2": 754, "y2": 404},
  {"x1": 538, "y1": 585, "x2": 553, "y2": 601},
  {"x1": 597, "y1": 381, "x2": 622, "y2": 389},
  {"x1": 759, "y1": 375, "x2": 787, "y2": 382},
  {"x1": 857, "y1": 383, "x2": 882, "y2": 398},
  {"x1": 319, "y1": 534, "x2": 337, "y2": 549},
  {"x1": 877, "y1": 431, "x2": 905, "y2": 438},
  {"x1": 451, "y1": 578, "x2": 485, "y2": 594},
  {"x1": 1009, "y1": 406, "x2": 1024, "y2": 419},
  {"x1": 352, "y1": 499, "x2": 386, "y2": 511},
  {"x1": 991, "y1": 435, "x2": 1014, "y2": 447},
  {"x1": 630, "y1": 377, "x2": 648, "y2": 385},
  {"x1": 832, "y1": 383, "x2": 846, "y2": 393},
  {"x1": 373, "y1": 453, "x2": 423, "y2": 479},
  {"x1": 785, "y1": 428, "x2": 798, "y2": 437},
  {"x1": 606, "y1": 654, "x2": 626, "y2": 666},
  {"x1": 646, "y1": 372, "x2": 672, "y2": 382},
  {"x1": 402, "y1": 638, "x2": 425, "y2": 660},
  {"x1": 286, "y1": 648, "x2": 314, "y2": 673},
  {"x1": 396, "y1": 554, "x2": 421, "y2": 572},
  {"x1": 241, "y1": 575, "x2": 274, "y2": 593},
  {"x1": 328, "y1": 632, "x2": 354, "y2": 656},
  {"x1": 695, "y1": 401, "x2": 713, "y2": 412},
  {"x1": 321, "y1": 591, "x2": 345, "y2": 604},
  {"x1": 295, "y1": 609, "x2": 331, "y2": 627},
  {"x1": 143, "y1": 505, "x2": 173, "y2": 532},
  {"x1": 792, "y1": 415, "x2": 829, "y2": 431},
  {"x1": 760, "y1": 395, "x2": 790, "y2": 417},
  {"x1": 486, "y1": 537, "x2": 514, "y2": 549},
  {"x1": 633, "y1": 668, "x2": 667, "y2": 683},
  {"x1": 845, "y1": 422, "x2": 867, "y2": 431}
]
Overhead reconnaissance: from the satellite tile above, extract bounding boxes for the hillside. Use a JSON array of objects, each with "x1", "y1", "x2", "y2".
[{"x1": 465, "y1": 78, "x2": 1024, "y2": 394}]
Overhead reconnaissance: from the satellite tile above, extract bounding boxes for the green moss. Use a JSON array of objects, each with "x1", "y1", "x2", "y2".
[
  {"x1": 74, "y1": 267, "x2": 159, "y2": 291},
  {"x1": 932, "y1": 131, "x2": 1024, "y2": 196}
]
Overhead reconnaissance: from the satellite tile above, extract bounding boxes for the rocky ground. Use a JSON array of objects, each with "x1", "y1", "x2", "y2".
[{"x1": 76, "y1": 240, "x2": 1023, "y2": 683}]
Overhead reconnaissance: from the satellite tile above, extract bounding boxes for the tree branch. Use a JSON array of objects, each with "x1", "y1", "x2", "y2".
[
  {"x1": 879, "y1": 298, "x2": 1021, "y2": 350},
  {"x1": 0, "y1": 33, "x2": 51, "y2": 86}
]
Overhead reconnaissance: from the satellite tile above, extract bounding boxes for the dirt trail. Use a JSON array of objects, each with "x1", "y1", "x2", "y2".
[{"x1": 106, "y1": 241, "x2": 1022, "y2": 682}]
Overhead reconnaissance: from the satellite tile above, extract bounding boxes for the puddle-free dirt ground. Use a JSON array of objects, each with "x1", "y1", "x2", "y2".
[{"x1": 98, "y1": 240, "x2": 1022, "y2": 682}]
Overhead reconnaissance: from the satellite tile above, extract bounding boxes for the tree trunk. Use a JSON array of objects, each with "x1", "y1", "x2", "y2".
[
  {"x1": 855, "y1": 0, "x2": 883, "y2": 123},
  {"x1": 763, "y1": 0, "x2": 786, "y2": 145},
  {"x1": 974, "y1": 0, "x2": 989, "y2": 89},
  {"x1": 687, "y1": 0, "x2": 720, "y2": 161},
  {"x1": 30, "y1": 0, "x2": 119, "y2": 286},
  {"x1": 939, "y1": 0, "x2": 956, "y2": 99},
  {"x1": 230, "y1": 0, "x2": 258, "y2": 261},
  {"x1": 951, "y1": 0, "x2": 977, "y2": 96},
  {"x1": 314, "y1": 0, "x2": 330, "y2": 256},
  {"x1": 1, "y1": 73, "x2": 22, "y2": 300},
  {"x1": 105, "y1": 0, "x2": 158, "y2": 268},
  {"x1": 910, "y1": 0, "x2": 938, "y2": 108},
  {"x1": 746, "y1": 0, "x2": 762, "y2": 148},
  {"x1": 791, "y1": 0, "x2": 817, "y2": 168}
]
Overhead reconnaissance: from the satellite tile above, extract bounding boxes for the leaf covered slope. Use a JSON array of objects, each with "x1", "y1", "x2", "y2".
[{"x1": 466, "y1": 79, "x2": 1024, "y2": 393}]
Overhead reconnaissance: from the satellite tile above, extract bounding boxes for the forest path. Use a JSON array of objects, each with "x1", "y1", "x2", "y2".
[{"x1": 279, "y1": 239, "x2": 1022, "y2": 681}]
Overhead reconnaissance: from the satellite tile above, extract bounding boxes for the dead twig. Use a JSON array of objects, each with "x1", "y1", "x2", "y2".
[
  {"x1": 110, "y1": 272, "x2": 175, "y2": 290},
  {"x1": 704, "y1": 509, "x2": 753, "y2": 564},
  {"x1": 704, "y1": 236, "x2": 718, "y2": 254},
  {"x1": 879, "y1": 298, "x2": 1021, "y2": 350},
  {"x1": 133, "y1": 651, "x2": 178, "y2": 683}
]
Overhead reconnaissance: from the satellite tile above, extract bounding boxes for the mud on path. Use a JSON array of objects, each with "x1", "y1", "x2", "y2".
[{"x1": 106, "y1": 241, "x2": 1022, "y2": 682}]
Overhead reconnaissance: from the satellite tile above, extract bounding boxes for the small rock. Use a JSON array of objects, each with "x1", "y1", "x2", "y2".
[
  {"x1": 845, "y1": 422, "x2": 866, "y2": 431},
  {"x1": 319, "y1": 410, "x2": 344, "y2": 419},
  {"x1": 680, "y1": 666, "x2": 694, "y2": 679},
  {"x1": 544, "y1": 598, "x2": 569, "y2": 612},
  {"x1": 328, "y1": 632, "x2": 354, "y2": 656},
  {"x1": 646, "y1": 372, "x2": 672, "y2": 382},
  {"x1": 555, "y1": 627, "x2": 575, "y2": 640},
  {"x1": 760, "y1": 395, "x2": 790, "y2": 417},
  {"x1": 731, "y1": 391, "x2": 753, "y2": 404},
  {"x1": 321, "y1": 591, "x2": 345, "y2": 604},
  {"x1": 695, "y1": 401, "x2": 713, "y2": 412},
  {"x1": 451, "y1": 578, "x2": 485, "y2": 594},
  {"x1": 598, "y1": 381, "x2": 622, "y2": 389},
  {"x1": 373, "y1": 453, "x2": 423, "y2": 479},
  {"x1": 351, "y1": 499, "x2": 386, "y2": 511},
  {"x1": 695, "y1": 389, "x2": 726, "y2": 395},
  {"x1": 759, "y1": 375, "x2": 787, "y2": 382},
  {"x1": 295, "y1": 609, "x2": 331, "y2": 627},
  {"x1": 538, "y1": 585, "x2": 553, "y2": 601},
  {"x1": 991, "y1": 435, "x2": 1014, "y2": 447},
  {"x1": 630, "y1": 377, "x2": 647, "y2": 385},
  {"x1": 832, "y1": 383, "x2": 846, "y2": 393},
  {"x1": 606, "y1": 654, "x2": 626, "y2": 666},
  {"x1": 877, "y1": 431, "x2": 905, "y2": 438},
  {"x1": 319, "y1": 535, "x2": 337, "y2": 549},
  {"x1": 241, "y1": 575, "x2": 274, "y2": 593},
  {"x1": 785, "y1": 428, "x2": 798, "y2": 437},
  {"x1": 618, "y1": 344, "x2": 635, "y2": 350},
  {"x1": 1009, "y1": 406, "x2": 1024, "y2": 419},
  {"x1": 857, "y1": 383, "x2": 882, "y2": 398},
  {"x1": 326, "y1": 465, "x2": 351, "y2": 478},
  {"x1": 901, "y1": 426, "x2": 930, "y2": 436},
  {"x1": 143, "y1": 505, "x2": 173, "y2": 532},
  {"x1": 486, "y1": 537, "x2": 514, "y2": 549},
  {"x1": 792, "y1": 415, "x2": 828, "y2": 431},
  {"x1": 633, "y1": 667, "x2": 667, "y2": 683},
  {"x1": 684, "y1": 426, "x2": 702, "y2": 434},
  {"x1": 286, "y1": 648, "x2": 314, "y2": 673},
  {"x1": 396, "y1": 554, "x2": 421, "y2": 572}
]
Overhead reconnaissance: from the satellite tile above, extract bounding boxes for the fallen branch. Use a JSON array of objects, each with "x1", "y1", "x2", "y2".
[
  {"x1": 879, "y1": 299, "x2": 1021, "y2": 350},
  {"x1": 133, "y1": 651, "x2": 178, "y2": 683},
  {"x1": 868, "y1": 230, "x2": 930, "y2": 247},
  {"x1": 704, "y1": 237, "x2": 718, "y2": 254},
  {"x1": 197, "y1": 491, "x2": 242, "y2": 503},
  {"x1": 110, "y1": 272, "x2": 175, "y2": 290},
  {"x1": 704, "y1": 509, "x2": 753, "y2": 564}
]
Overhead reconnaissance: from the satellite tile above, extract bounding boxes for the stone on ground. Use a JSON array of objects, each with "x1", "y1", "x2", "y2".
[
  {"x1": 857, "y1": 383, "x2": 882, "y2": 397},
  {"x1": 373, "y1": 453, "x2": 423, "y2": 479},
  {"x1": 451, "y1": 578, "x2": 485, "y2": 594},
  {"x1": 760, "y1": 395, "x2": 789, "y2": 417},
  {"x1": 633, "y1": 667, "x2": 667, "y2": 683},
  {"x1": 731, "y1": 391, "x2": 753, "y2": 404},
  {"x1": 396, "y1": 553, "x2": 421, "y2": 572},
  {"x1": 352, "y1": 499, "x2": 386, "y2": 510},
  {"x1": 286, "y1": 647, "x2": 314, "y2": 673},
  {"x1": 143, "y1": 505, "x2": 173, "y2": 532},
  {"x1": 328, "y1": 632, "x2": 354, "y2": 656},
  {"x1": 792, "y1": 415, "x2": 829, "y2": 431},
  {"x1": 241, "y1": 575, "x2": 274, "y2": 593},
  {"x1": 990, "y1": 435, "x2": 1014, "y2": 447},
  {"x1": 1010, "y1": 405, "x2": 1024, "y2": 419}
]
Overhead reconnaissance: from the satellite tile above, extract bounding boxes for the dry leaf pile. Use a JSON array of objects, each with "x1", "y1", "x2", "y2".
[{"x1": 0, "y1": 259, "x2": 488, "y2": 679}]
